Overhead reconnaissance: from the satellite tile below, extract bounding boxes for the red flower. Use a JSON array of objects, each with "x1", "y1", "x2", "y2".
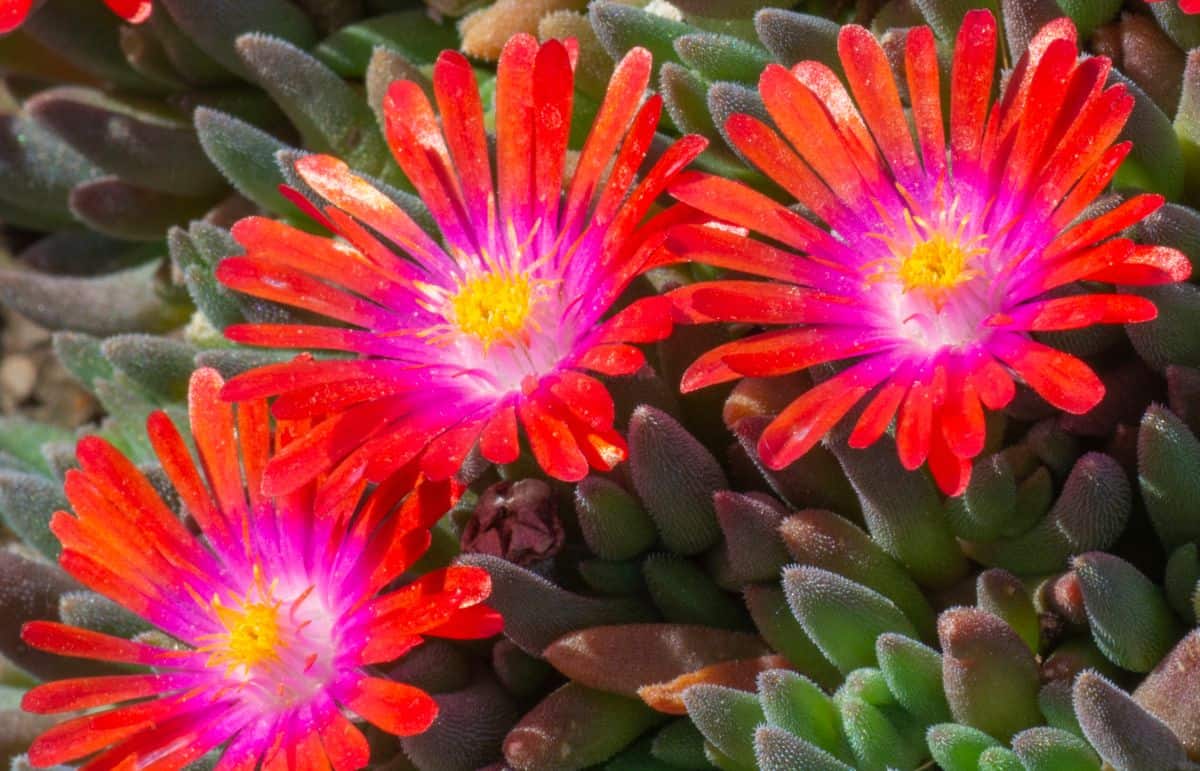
[
  {"x1": 0, "y1": 0, "x2": 150, "y2": 33},
  {"x1": 216, "y1": 35, "x2": 706, "y2": 492},
  {"x1": 20, "y1": 368, "x2": 500, "y2": 769},
  {"x1": 664, "y1": 12, "x2": 1190, "y2": 495}
]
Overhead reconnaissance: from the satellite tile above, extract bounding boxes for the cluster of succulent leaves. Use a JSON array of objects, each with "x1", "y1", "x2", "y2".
[{"x1": 4, "y1": 0, "x2": 1200, "y2": 769}]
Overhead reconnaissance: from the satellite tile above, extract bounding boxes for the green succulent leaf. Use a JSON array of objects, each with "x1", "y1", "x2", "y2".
[
  {"x1": 236, "y1": 33, "x2": 391, "y2": 177},
  {"x1": 0, "y1": 472, "x2": 69, "y2": 561},
  {"x1": 575, "y1": 477, "x2": 657, "y2": 561},
  {"x1": 757, "y1": 668, "x2": 853, "y2": 763},
  {"x1": 876, "y1": 633, "x2": 952, "y2": 727},
  {"x1": 628, "y1": 406, "x2": 726, "y2": 556},
  {"x1": 926, "y1": 723, "x2": 1001, "y2": 771},
  {"x1": 681, "y1": 684, "x2": 763, "y2": 769},
  {"x1": 783, "y1": 566, "x2": 918, "y2": 674},
  {"x1": 1074, "y1": 551, "x2": 1182, "y2": 673},
  {"x1": 1011, "y1": 727, "x2": 1101, "y2": 771},
  {"x1": 754, "y1": 725, "x2": 853, "y2": 771},
  {"x1": 314, "y1": 11, "x2": 457, "y2": 76}
]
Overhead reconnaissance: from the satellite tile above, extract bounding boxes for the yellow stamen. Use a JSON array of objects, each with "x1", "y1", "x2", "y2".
[
  {"x1": 200, "y1": 565, "x2": 284, "y2": 672},
  {"x1": 218, "y1": 602, "x2": 281, "y2": 668},
  {"x1": 450, "y1": 271, "x2": 536, "y2": 350},
  {"x1": 899, "y1": 233, "x2": 973, "y2": 293}
]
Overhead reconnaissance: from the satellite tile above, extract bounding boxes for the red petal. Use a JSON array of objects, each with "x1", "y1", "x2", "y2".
[
  {"x1": 365, "y1": 565, "x2": 493, "y2": 621},
  {"x1": 990, "y1": 334, "x2": 1104, "y2": 414},
  {"x1": 896, "y1": 364, "x2": 946, "y2": 471},
  {"x1": 664, "y1": 222, "x2": 842, "y2": 286},
  {"x1": 147, "y1": 410, "x2": 228, "y2": 548},
  {"x1": 848, "y1": 365, "x2": 916, "y2": 449},
  {"x1": 22, "y1": 673, "x2": 199, "y2": 714},
  {"x1": 592, "y1": 96, "x2": 665, "y2": 229},
  {"x1": 317, "y1": 703, "x2": 371, "y2": 771},
  {"x1": 532, "y1": 39, "x2": 574, "y2": 230},
  {"x1": 188, "y1": 368, "x2": 249, "y2": 531},
  {"x1": 495, "y1": 33, "x2": 537, "y2": 234},
  {"x1": 668, "y1": 171, "x2": 851, "y2": 260},
  {"x1": 576, "y1": 343, "x2": 645, "y2": 376},
  {"x1": 839, "y1": 24, "x2": 920, "y2": 186},
  {"x1": 993, "y1": 294, "x2": 1158, "y2": 331},
  {"x1": 216, "y1": 256, "x2": 392, "y2": 330},
  {"x1": 101, "y1": 0, "x2": 152, "y2": 22},
  {"x1": 420, "y1": 417, "x2": 486, "y2": 480},
  {"x1": 518, "y1": 395, "x2": 589, "y2": 481},
  {"x1": 423, "y1": 604, "x2": 504, "y2": 640},
  {"x1": 289, "y1": 155, "x2": 452, "y2": 275},
  {"x1": 758, "y1": 358, "x2": 892, "y2": 469},
  {"x1": 433, "y1": 49, "x2": 494, "y2": 234},
  {"x1": 721, "y1": 327, "x2": 891, "y2": 378},
  {"x1": 597, "y1": 296, "x2": 673, "y2": 344},
  {"x1": 0, "y1": 0, "x2": 32, "y2": 33},
  {"x1": 1089, "y1": 245, "x2": 1192, "y2": 285},
  {"x1": 479, "y1": 402, "x2": 520, "y2": 465},
  {"x1": 928, "y1": 422, "x2": 972, "y2": 496},
  {"x1": 949, "y1": 10, "x2": 997, "y2": 175},
  {"x1": 382, "y1": 83, "x2": 472, "y2": 251},
  {"x1": 548, "y1": 371, "x2": 615, "y2": 432},
  {"x1": 21, "y1": 622, "x2": 189, "y2": 667},
  {"x1": 261, "y1": 395, "x2": 409, "y2": 495},
  {"x1": 905, "y1": 25, "x2": 946, "y2": 179},
  {"x1": 670, "y1": 280, "x2": 863, "y2": 325},
  {"x1": 1046, "y1": 194, "x2": 1164, "y2": 260},
  {"x1": 759, "y1": 63, "x2": 876, "y2": 211},
  {"x1": 723, "y1": 113, "x2": 848, "y2": 230},
  {"x1": 970, "y1": 352, "x2": 1016, "y2": 411},
  {"x1": 562, "y1": 46, "x2": 652, "y2": 236},
  {"x1": 940, "y1": 366, "x2": 986, "y2": 460},
  {"x1": 333, "y1": 676, "x2": 438, "y2": 737}
]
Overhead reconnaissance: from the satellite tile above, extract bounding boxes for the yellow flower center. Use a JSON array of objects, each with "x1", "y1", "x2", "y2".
[
  {"x1": 451, "y1": 272, "x2": 536, "y2": 349},
  {"x1": 899, "y1": 234, "x2": 972, "y2": 293},
  {"x1": 219, "y1": 602, "x2": 281, "y2": 669}
]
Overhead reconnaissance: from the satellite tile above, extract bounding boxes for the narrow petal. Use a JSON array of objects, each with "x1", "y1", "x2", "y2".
[
  {"x1": 949, "y1": 10, "x2": 997, "y2": 177},
  {"x1": 905, "y1": 26, "x2": 945, "y2": 179},
  {"x1": 21, "y1": 622, "x2": 192, "y2": 667},
  {"x1": 423, "y1": 604, "x2": 504, "y2": 640},
  {"x1": 433, "y1": 50, "x2": 494, "y2": 234},
  {"x1": 839, "y1": 24, "x2": 920, "y2": 187},
  {"x1": 758, "y1": 358, "x2": 892, "y2": 469},
  {"x1": 495, "y1": 33, "x2": 537, "y2": 236},
  {"x1": 576, "y1": 343, "x2": 646, "y2": 376},
  {"x1": 22, "y1": 673, "x2": 203, "y2": 714},
  {"x1": 479, "y1": 402, "x2": 520, "y2": 465},
  {"x1": 518, "y1": 396, "x2": 589, "y2": 482},
  {"x1": 991, "y1": 294, "x2": 1158, "y2": 331},
  {"x1": 990, "y1": 334, "x2": 1104, "y2": 414},
  {"x1": 333, "y1": 676, "x2": 438, "y2": 737}
]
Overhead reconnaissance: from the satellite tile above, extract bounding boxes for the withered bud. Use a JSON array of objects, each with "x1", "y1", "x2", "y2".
[{"x1": 461, "y1": 478, "x2": 564, "y2": 568}]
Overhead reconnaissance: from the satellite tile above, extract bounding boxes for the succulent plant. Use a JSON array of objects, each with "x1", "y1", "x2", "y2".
[{"x1": 3, "y1": 0, "x2": 1200, "y2": 769}]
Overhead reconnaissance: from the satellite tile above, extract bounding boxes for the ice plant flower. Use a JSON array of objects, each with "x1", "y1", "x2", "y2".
[
  {"x1": 19, "y1": 368, "x2": 501, "y2": 769},
  {"x1": 664, "y1": 11, "x2": 1191, "y2": 495},
  {"x1": 215, "y1": 34, "x2": 707, "y2": 493},
  {"x1": 0, "y1": 0, "x2": 150, "y2": 33}
]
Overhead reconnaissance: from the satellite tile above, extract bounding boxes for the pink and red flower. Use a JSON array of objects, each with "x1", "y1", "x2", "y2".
[
  {"x1": 20, "y1": 368, "x2": 500, "y2": 769},
  {"x1": 0, "y1": 0, "x2": 150, "y2": 33},
  {"x1": 216, "y1": 35, "x2": 707, "y2": 492},
  {"x1": 665, "y1": 11, "x2": 1190, "y2": 494}
]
